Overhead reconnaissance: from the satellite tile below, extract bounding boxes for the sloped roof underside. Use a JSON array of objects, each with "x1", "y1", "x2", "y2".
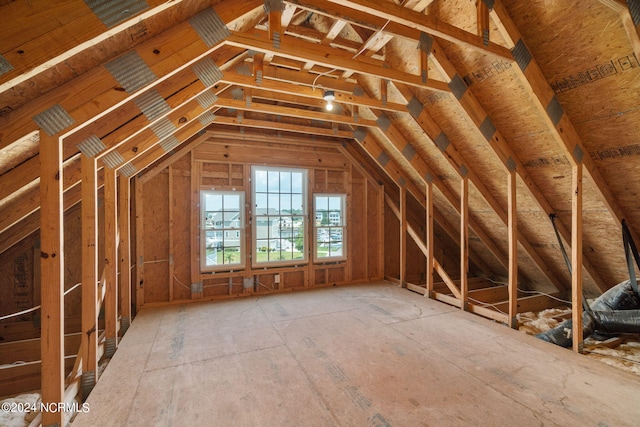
[{"x1": 1, "y1": 0, "x2": 639, "y2": 297}]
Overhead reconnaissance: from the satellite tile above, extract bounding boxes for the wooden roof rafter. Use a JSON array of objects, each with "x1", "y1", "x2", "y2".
[
  {"x1": 0, "y1": 0, "x2": 197, "y2": 95},
  {"x1": 0, "y1": 57, "x2": 238, "y2": 214},
  {"x1": 420, "y1": 43, "x2": 608, "y2": 292},
  {"x1": 1, "y1": 42, "x2": 412, "y2": 229},
  {"x1": 0, "y1": 0, "x2": 264, "y2": 152},
  {"x1": 349, "y1": 129, "x2": 497, "y2": 280},
  {"x1": 348, "y1": 97, "x2": 564, "y2": 290},
  {"x1": 489, "y1": 0, "x2": 638, "y2": 259}
]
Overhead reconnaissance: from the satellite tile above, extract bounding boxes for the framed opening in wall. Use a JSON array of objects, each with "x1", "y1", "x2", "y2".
[
  {"x1": 252, "y1": 166, "x2": 307, "y2": 266},
  {"x1": 314, "y1": 194, "x2": 346, "y2": 261},
  {"x1": 201, "y1": 191, "x2": 245, "y2": 271}
]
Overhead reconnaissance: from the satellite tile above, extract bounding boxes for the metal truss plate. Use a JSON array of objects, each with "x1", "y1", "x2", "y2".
[
  {"x1": 189, "y1": 8, "x2": 230, "y2": 48},
  {"x1": 192, "y1": 58, "x2": 223, "y2": 87},
  {"x1": 84, "y1": 0, "x2": 148, "y2": 28},
  {"x1": 103, "y1": 151, "x2": 125, "y2": 169},
  {"x1": 33, "y1": 104, "x2": 75, "y2": 136},
  {"x1": 135, "y1": 89, "x2": 170, "y2": 120},
  {"x1": 199, "y1": 111, "x2": 216, "y2": 126},
  {"x1": 150, "y1": 118, "x2": 177, "y2": 140},
  {"x1": 0, "y1": 54, "x2": 13, "y2": 76},
  {"x1": 105, "y1": 50, "x2": 156, "y2": 93},
  {"x1": 512, "y1": 39, "x2": 532, "y2": 72},
  {"x1": 197, "y1": 90, "x2": 219, "y2": 108},
  {"x1": 77, "y1": 134, "x2": 106, "y2": 158}
]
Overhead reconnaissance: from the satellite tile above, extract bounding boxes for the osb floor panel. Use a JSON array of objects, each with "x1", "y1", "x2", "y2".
[{"x1": 73, "y1": 282, "x2": 640, "y2": 426}]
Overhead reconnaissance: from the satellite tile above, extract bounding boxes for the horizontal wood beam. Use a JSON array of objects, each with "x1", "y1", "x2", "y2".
[
  {"x1": 221, "y1": 69, "x2": 408, "y2": 113},
  {"x1": 0, "y1": 332, "x2": 81, "y2": 366},
  {"x1": 290, "y1": 0, "x2": 512, "y2": 58},
  {"x1": 492, "y1": 293, "x2": 564, "y2": 313},
  {"x1": 205, "y1": 115, "x2": 354, "y2": 138},
  {"x1": 0, "y1": 356, "x2": 76, "y2": 399},
  {"x1": 214, "y1": 97, "x2": 379, "y2": 127},
  {"x1": 193, "y1": 135, "x2": 349, "y2": 168},
  {"x1": 224, "y1": 30, "x2": 450, "y2": 92}
]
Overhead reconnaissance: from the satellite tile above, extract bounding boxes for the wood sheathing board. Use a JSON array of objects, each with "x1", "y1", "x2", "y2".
[
  {"x1": 396, "y1": 0, "x2": 640, "y2": 295},
  {"x1": 504, "y1": 0, "x2": 640, "y2": 288}
]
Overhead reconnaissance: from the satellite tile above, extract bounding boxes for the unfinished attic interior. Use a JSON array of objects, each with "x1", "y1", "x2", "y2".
[{"x1": 2, "y1": 0, "x2": 640, "y2": 424}]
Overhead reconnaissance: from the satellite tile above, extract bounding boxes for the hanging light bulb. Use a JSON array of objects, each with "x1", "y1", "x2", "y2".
[{"x1": 323, "y1": 90, "x2": 335, "y2": 111}]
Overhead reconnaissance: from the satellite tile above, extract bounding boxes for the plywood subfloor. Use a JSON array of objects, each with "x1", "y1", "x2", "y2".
[{"x1": 72, "y1": 282, "x2": 640, "y2": 426}]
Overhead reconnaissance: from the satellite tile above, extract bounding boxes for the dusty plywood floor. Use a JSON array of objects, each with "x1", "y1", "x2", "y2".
[{"x1": 73, "y1": 282, "x2": 640, "y2": 426}]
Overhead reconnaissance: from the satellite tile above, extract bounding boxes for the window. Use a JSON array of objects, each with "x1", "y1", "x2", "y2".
[
  {"x1": 253, "y1": 167, "x2": 307, "y2": 265},
  {"x1": 201, "y1": 191, "x2": 244, "y2": 270},
  {"x1": 314, "y1": 194, "x2": 346, "y2": 260}
]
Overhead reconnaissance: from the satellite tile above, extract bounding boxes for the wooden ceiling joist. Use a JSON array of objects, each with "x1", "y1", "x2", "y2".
[
  {"x1": 221, "y1": 69, "x2": 408, "y2": 113},
  {"x1": 198, "y1": 115, "x2": 354, "y2": 139},
  {"x1": 224, "y1": 29, "x2": 449, "y2": 92},
  {"x1": 321, "y1": 0, "x2": 512, "y2": 58},
  {"x1": 214, "y1": 97, "x2": 377, "y2": 128}
]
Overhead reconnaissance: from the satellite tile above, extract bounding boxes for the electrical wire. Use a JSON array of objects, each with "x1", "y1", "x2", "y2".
[
  {"x1": 311, "y1": 0, "x2": 401, "y2": 94},
  {"x1": 484, "y1": 276, "x2": 572, "y2": 305},
  {"x1": 517, "y1": 288, "x2": 572, "y2": 305},
  {"x1": 0, "y1": 282, "x2": 82, "y2": 321},
  {"x1": 467, "y1": 296, "x2": 508, "y2": 315},
  {"x1": 173, "y1": 275, "x2": 191, "y2": 291}
]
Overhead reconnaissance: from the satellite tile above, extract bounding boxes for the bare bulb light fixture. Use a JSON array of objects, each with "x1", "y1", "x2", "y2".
[{"x1": 323, "y1": 90, "x2": 335, "y2": 111}]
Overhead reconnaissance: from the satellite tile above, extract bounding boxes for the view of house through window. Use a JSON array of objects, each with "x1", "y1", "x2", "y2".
[
  {"x1": 253, "y1": 167, "x2": 307, "y2": 264},
  {"x1": 202, "y1": 191, "x2": 244, "y2": 269},
  {"x1": 314, "y1": 194, "x2": 346, "y2": 259}
]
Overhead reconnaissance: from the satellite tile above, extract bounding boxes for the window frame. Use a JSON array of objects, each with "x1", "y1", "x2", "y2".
[
  {"x1": 251, "y1": 166, "x2": 308, "y2": 267},
  {"x1": 200, "y1": 190, "x2": 245, "y2": 271},
  {"x1": 313, "y1": 193, "x2": 347, "y2": 262}
]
